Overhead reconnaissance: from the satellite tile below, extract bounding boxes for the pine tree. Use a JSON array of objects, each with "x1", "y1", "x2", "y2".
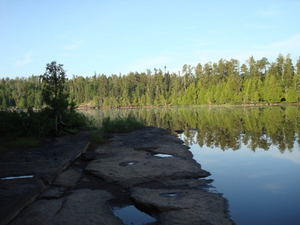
[{"x1": 41, "y1": 61, "x2": 69, "y2": 131}]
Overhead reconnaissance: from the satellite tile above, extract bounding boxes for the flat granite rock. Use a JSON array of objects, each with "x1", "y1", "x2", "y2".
[
  {"x1": 52, "y1": 167, "x2": 82, "y2": 188},
  {"x1": 85, "y1": 128, "x2": 210, "y2": 188},
  {"x1": 86, "y1": 149, "x2": 209, "y2": 188},
  {"x1": 39, "y1": 187, "x2": 67, "y2": 199},
  {"x1": 10, "y1": 189, "x2": 123, "y2": 225},
  {"x1": 131, "y1": 187, "x2": 233, "y2": 225},
  {"x1": 84, "y1": 126, "x2": 233, "y2": 224},
  {"x1": 0, "y1": 177, "x2": 45, "y2": 225},
  {"x1": 0, "y1": 132, "x2": 90, "y2": 225},
  {"x1": 5, "y1": 127, "x2": 233, "y2": 225}
]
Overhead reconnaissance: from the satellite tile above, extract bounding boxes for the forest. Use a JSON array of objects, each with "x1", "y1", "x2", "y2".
[{"x1": 1, "y1": 54, "x2": 300, "y2": 109}]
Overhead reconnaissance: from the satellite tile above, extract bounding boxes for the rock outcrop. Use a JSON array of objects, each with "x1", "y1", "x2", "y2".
[
  {"x1": 85, "y1": 126, "x2": 233, "y2": 224},
  {"x1": 0, "y1": 132, "x2": 90, "y2": 225},
  {"x1": 5, "y1": 127, "x2": 234, "y2": 224}
]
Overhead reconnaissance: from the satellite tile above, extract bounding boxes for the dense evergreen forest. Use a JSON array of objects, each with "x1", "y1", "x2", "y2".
[{"x1": 1, "y1": 54, "x2": 300, "y2": 109}]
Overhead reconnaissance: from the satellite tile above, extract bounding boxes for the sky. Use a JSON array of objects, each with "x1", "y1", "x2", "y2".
[{"x1": 1, "y1": 0, "x2": 300, "y2": 79}]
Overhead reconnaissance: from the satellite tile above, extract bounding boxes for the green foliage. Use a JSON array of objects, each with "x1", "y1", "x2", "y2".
[
  {"x1": 102, "y1": 115, "x2": 145, "y2": 133},
  {"x1": 262, "y1": 73, "x2": 283, "y2": 103},
  {"x1": 41, "y1": 61, "x2": 70, "y2": 131},
  {"x1": 89, "y1": 128, "x2": 104, "y2": 148},
  {"x1": 62, "y1": 110, "x2": 92, "y2": 130},
  {"x1": 1, "y1": 54, "x2": 300, "y2": 109},
  {"x1": 0, "y1": 108, "x2": 92, "y2": 138},
  {"x1": 0, "y1": 76, "x2": 42, "y2": 109},
  {"x1": 41, "y1": 61, "x2": 69, "y2": 114},
  {"x1": 0, "y1": 109, "x2": 54, "y2": 137}
]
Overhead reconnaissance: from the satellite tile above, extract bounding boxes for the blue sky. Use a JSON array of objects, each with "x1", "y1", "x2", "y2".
[{"x1": 1, "y1": 0, "x2": 300, "y2": 79}]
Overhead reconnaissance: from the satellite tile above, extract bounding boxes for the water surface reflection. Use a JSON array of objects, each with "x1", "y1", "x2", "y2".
[
  {"x1": 83, "y1": 106, "x2": 300, "y2": 224},
  {"x1": 181, "y1": 132, "x2": 300, "y2": 225},
  {"x1": 83, "y1": 106, "x2": 300, "y2": 153}
]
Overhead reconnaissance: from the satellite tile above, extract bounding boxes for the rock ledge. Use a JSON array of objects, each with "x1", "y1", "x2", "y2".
[{"x1": 6, "y1": 127, "x2": 234, "y2": 225}]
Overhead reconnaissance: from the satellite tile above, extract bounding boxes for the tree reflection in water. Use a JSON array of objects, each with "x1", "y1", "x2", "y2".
[{"x1": 82, "y1": 106, "x2": 300, "y2": 153}]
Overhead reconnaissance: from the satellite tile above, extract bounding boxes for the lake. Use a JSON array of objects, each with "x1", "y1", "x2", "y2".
[{"x1": 82, "y1": 106, "x2": 300, "y2": 225}]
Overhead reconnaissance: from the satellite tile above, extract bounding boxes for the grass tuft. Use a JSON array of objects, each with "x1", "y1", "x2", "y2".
[
  {"x1": 102, "y1": 114, "x2": 145, "y2": 133},
  {"x1": 89, "y1": 128, "x2": 104, "y2": 149}
]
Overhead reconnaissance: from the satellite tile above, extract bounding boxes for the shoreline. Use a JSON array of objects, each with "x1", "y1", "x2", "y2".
[{"x1": 76, "y1": 102, "x2": 300, "y2": 110}]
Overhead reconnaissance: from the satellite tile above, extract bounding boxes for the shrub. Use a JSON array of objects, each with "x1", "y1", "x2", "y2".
[
  {"x1": 102, "y1": 114, "x2": 145, "y2": 133},
  {"x1": 0, "y1": 109, "x2": 92, "y2": 138},
  {"x1": 62, "y1": 110, "x2": 93, "y2": 130},
  {"x1": 0, "y1": 110, "x2": 54, "y2": 137},
  {"x1": 89, "y1": 127, "x2": 104, "y2": 148}
]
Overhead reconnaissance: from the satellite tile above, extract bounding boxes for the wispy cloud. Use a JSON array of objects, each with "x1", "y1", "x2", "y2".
[
  {"x1": 14, "y1": 52, "x2": 33, "y2": 67},
  {"x1": 257, "y1": 6, "x2": 281, "y2": 18},
  {"x1": 245, "y1": 23, "x2": 269, "y2": 30},
  {"x1": 129, "y1": 56, "x2": 168, "y2": 71},
  {"x1": 268, "y1": 144, "x2": 300, "y2": 165},
  {"x1": 61, "y1": 53, "x2": 80, "y2": 58},
  {"x1": 186, "y1": 26, "x2": 198, "y2": 30},
  {"x1": 202, "y1": 34, "x2": 300, "y2": 64},
  {"x1": 270, "y1": 34, "x2": 300, "y2": 49},
  {"x1": 259, "y1": 183, "x2": 285, "y2": 194},
  {"x1": 63, "y1": 40, "x2": 83, "y2": 50},
  {"x1": 248, "y1": 171, "x2": 271, "y2": 179},
  {"x1": 244, "y1": 34, "x2": 300, "y2": 62}
]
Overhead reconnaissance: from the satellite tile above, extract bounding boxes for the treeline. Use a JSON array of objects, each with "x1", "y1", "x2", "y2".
[{"x1": 1, "y1": 54, "x2": 300, "y2": 109}]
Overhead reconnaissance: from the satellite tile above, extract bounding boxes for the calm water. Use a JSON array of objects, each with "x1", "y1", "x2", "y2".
[{"x1": 82, "y1": 106, "x2": 300, "y2": 225}]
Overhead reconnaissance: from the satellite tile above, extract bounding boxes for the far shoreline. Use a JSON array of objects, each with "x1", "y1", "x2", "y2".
[{"x1": 76, "y1": 102, "x2": 300, "y2": 110}]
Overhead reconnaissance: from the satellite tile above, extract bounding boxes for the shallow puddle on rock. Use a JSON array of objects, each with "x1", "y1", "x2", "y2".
[
  {"x1": 119, "y1": 161, "x2": 139, "y2": 167},
  {"x1": 160, "y1": 192, "x2": 181, "y2": 197},
  {"x1": 153, "y1": 153, "x2": 173, "y2": 158},
  {"x1": 111, "y1": 205, "x2": 156, "y2": 225},
  {"x1": 0, "y1": 175, "x2": 33, "y2": 180}
]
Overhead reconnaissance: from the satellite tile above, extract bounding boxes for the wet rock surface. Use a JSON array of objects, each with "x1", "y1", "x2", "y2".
[{"x1": 2, "y1": 127, "x2": 234, "y2": 225}]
